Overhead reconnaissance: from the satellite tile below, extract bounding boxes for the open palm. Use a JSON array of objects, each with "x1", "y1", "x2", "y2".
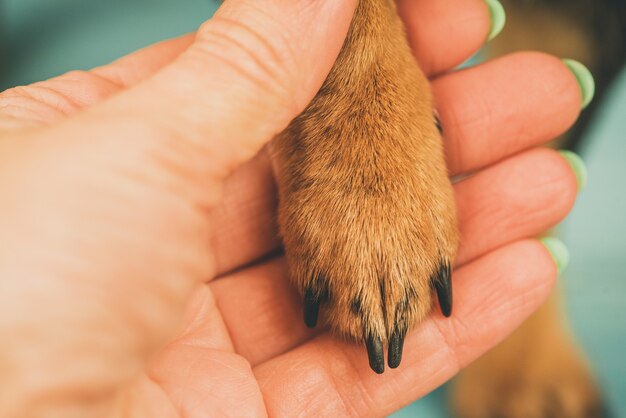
[{"x1": 0, "y1": 0, "x2": 583, "y2": 416}]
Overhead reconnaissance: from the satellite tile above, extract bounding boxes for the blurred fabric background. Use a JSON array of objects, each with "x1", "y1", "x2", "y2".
[{"x1": 2, "y1": 0, "x2": 624, "y2": 416}]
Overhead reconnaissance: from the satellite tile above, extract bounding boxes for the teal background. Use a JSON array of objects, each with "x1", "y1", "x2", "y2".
[{"x1": 2, "y1": 1, "x2": 625, "y2": 416}]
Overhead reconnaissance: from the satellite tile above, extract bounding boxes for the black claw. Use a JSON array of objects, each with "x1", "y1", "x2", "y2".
[
  {"x1": 387, "y1": 329, "x2": 405, "y2": 369},
  {"x1": 435, "y1": 262, "x2": 453, "y2": 317},
  {"x1": 434, "y1": 113, "x2": 443, "y2": 134},
  {"x1": 366, "y1": 335, "x2": 385, "y2": 374},
  {"x1": 303, "y1": 288, "x2": 320, "y2": 328}
]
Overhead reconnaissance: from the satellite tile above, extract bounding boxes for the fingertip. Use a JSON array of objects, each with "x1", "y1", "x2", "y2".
[
  {"x1": 453, "y1": 147, "x2": 581, "y2": 266},
  {"x1": 558, "y1": 150, "x2": 588, "y2": 191},
  {"x1": 537, "y1": 148, "x2": 581, "y2": 217},
  {"x1": 513, "y1": 239, "x2": 560, "y2": 297},
  {"x1": 522, "y1": 53, "x2": 583, "y2": 126},
  {"x1": 563, "y1": 58, "x2": 596, "y2": 110},
  {"x1": 398, "y1": 0, "x2": 491, "y2": 75},
  {"x1": 539, "y1": 237, "x2": 570, "y2": 275},
  {"x1": 434, "y1": 52, "x2": 584, "y2": 175}
]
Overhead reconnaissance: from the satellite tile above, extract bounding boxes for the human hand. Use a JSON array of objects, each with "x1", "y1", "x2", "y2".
[{"x1": 0, "y1": 0, "x2": 584, "y2": 416}]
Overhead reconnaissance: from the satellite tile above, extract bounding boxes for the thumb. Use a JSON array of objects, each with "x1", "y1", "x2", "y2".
[{"x1": 52, "y1": 0, "x2": 357, "y2": 181}]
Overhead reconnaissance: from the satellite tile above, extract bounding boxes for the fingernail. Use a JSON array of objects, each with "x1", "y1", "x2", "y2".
[
  {"x1": 558, "y1": 150, "x2": 588, "y2": 191},
  {"x1": 563, "y1": 59, "x2": 595, "y2": 109},
  {"x1": 540, "y1": 237, "x2": 570, "y2": 274},
  {"x1": 485, "y1": 0, "x2": 506, "y2": 41}
]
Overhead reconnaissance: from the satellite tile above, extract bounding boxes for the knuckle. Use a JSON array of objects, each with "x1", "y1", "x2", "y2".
[
  {"x1": 11, "y1": 83, "x2": 78, "y2": 112},
  {"x1": 0, "y1": 85, "x2": 68, "y2": 122},
  {"x1": 195, "y1": 14, "x2": 297, "y2": 109}
]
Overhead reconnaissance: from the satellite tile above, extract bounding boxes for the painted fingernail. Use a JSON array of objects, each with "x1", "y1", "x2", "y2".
[
  {"x1": 559, "y1": 150, "x2": 588, "y2": 191},
  {"x1": 540, "y1": 237, "x2": 570, "y2": 274},
  {"x1": 563, "y1": 59, "x2": 595, "y2": 109},
  {"x1": 485, "y1": 0, "x2": 506, "y2": 41}
]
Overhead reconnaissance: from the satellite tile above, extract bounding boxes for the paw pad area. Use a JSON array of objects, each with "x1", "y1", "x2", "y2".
[{"x1": 301, "y1": 260, "x2": 453, "y2": 374}]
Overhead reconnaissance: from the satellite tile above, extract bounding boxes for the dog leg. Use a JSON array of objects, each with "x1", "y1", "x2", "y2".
[{"x1": 272, "y1": 0, "x2": 458, "y2": 373}]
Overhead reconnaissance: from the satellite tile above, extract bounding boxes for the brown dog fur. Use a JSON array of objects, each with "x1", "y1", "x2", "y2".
[{"x1": 272, "y1": 0, "x2": 458, "y2": 372}]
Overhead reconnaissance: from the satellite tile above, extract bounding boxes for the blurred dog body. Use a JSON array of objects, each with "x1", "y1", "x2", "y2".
[{"x1": 453, "y1": 1, "x2": 624, "y2": 417}]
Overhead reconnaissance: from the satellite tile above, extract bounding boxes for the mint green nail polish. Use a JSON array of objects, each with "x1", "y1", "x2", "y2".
[
  {"x1": 485, "y1": 0, "x2": 506, "y2": 41},
  {"x1": 563, "y1": 59, "x2": 595, "y2": 109},
  {"x1": 540, "y1": 237, "x2": 570, "y2": 274},
  {"x1": 559, "y1": 150, "x2": 588, "y2": 191}
]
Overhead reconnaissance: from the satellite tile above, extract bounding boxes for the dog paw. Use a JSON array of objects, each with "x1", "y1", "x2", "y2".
[
  {"x1": 278, "y1": 162, "x2": 457, "y2": 373},
  {"x1": 273, "y1": 92, "x2": 458, "y2": 373}
]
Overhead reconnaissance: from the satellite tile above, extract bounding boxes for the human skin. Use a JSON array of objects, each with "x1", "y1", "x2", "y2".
[{"x1": 0, "y1": 0, "x2": 582, "y2": 416}]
